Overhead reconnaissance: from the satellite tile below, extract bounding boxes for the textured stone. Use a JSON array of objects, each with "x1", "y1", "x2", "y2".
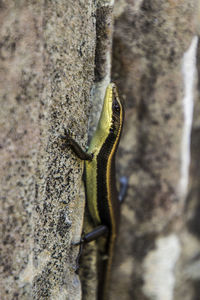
[{"x1": 0, "y1": 1, "x2": 96, "y2": 299}]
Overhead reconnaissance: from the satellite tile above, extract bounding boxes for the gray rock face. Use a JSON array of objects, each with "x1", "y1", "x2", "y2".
[{"x1": 0, "y1": 1, "x2": 96, "y2": 299}]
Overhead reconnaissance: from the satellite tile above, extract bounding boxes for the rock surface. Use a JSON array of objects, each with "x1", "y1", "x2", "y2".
[
  {"x1": 110, "y1": 0, "x2": 199, "y2": 299},
  {"x1": 0, "y1": 1, "x2": 95, "y2": 299}
]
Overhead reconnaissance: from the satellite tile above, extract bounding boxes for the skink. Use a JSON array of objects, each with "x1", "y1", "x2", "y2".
[{"x1": 62, "y1": 83, "x2": 126, "y2": 299}]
